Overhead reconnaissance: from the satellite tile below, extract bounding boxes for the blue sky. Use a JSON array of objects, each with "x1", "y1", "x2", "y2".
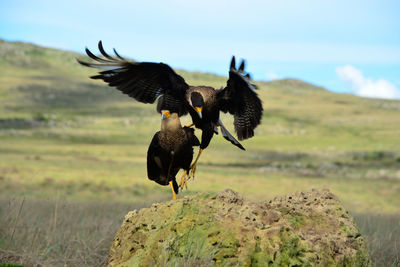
[{"x1": 1, "y1": 0, "x2": 399, "y2": 98}]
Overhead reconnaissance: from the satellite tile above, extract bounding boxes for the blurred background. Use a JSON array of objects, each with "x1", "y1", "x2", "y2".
[{"x1": 0, "y1": 0, "x2": 399, "y2": 266}]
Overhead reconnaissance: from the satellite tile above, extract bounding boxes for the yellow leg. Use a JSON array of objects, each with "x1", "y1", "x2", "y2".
[
  {"x1": 189, "y1": 148, "x2": 203, "y2": 179},
  {"x1": 169, "y1": 181, "x2": 178, "y2": 200},
  {"x1": 179, "y1": 170, "x2": 188, "y2": 189},
  {"x1": 185, "y1": 123, "x2": 194, "y2": 128}
]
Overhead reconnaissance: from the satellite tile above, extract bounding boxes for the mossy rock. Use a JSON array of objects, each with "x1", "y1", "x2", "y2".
[{"x1": 108, "y1": 189, "x2": 371, "y2": 266}]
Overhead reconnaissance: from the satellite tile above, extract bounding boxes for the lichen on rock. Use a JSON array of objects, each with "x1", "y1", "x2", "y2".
[{"x1": 107, "y1": 189, "x2": 371, "y2": 266}]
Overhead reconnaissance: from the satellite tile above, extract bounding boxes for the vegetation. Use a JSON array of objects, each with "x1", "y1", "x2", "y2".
[
  {"x1": 0, "y1": 38, "x2": 399, "y2": 266},
  {"x1": 108, "y1": 190, "x2": 371, "y2": 266}
]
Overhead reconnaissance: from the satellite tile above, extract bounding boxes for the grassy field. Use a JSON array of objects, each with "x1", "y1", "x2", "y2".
[{"x1": 0, "y1": 39, "x2": 399, "y2": 266}]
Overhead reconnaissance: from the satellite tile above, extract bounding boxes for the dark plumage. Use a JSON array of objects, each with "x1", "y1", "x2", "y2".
[
  {"x1": 147, "y1": 111, "x2": 200, "y2": 200},
  {"x1": 78, "y1": 41, "x2": 263, "y2": 177}
]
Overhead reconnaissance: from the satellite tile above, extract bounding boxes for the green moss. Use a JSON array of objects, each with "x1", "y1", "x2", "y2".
[
  {"x1": 341, "y1": 225, "x2": 352, "y2": 237},
  {"x1": 248, "y1": 240, "x2": 273, "y2": 266},
  {"x1": 341, "y1": 249, "x2": 371, "y2": 267},
  {"x1": 162, "y1": 221, "x2": 240, "y2": 265},
  {"x1": 122, "y1": 199, "x2": 242, "y2": 266},
  {"x1": 273, "y1": 228, "x2": 310, "y2": 266},
  {"x1": 177, "y1": 201, "x2": 200, "y2": 218},
  {"x1": 287, "y1": 213, "x2": 306, "y2": 228},
  {"x1": 355, "y1": 249, "x2": 372, "y2": 266}
]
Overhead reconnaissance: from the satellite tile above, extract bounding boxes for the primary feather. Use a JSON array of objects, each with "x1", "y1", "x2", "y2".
[
  {"x1": 217, "y1": 56, "x2": 263, "y2": 140},
  {"x1": 77, "y1": 41, "x2": 189, "y2": 115}
]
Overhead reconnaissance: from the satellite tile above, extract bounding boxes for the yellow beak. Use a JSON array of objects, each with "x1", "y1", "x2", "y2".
[
  {"x1": 161, "y1": 110, "x2": 171, "y2": 119},
  {"x1": 194, "y1": 107, "x2": 202, "y2": 119}
]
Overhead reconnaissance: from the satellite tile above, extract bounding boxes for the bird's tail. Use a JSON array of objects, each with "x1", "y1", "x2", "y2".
[{"x1": 218, "y1": 119, "x2": 245, "y2": 150}]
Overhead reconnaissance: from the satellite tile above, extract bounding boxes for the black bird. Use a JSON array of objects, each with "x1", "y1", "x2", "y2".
[
  {"x1": 147, "y1": 110, "x2": 200, "y2": 200},
  {"x1": 77, "y1": 41, "x2": 263, "y2": 178}
]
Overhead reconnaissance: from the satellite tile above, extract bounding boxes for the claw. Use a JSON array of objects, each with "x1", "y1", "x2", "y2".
[
  {"x1": 189, "y1": 148, "x2": 203, "y2": 179},
  {"x1": 189, "y1": 162, "x2": 198, "y2": 179},
  {"x1": 179, "y1": 170, "x2": 188, "y2": 190}
]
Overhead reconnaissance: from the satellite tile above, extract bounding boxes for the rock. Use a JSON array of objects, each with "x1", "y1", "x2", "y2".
[{"x1": 107, "y1": 189, "x2": 371, "y2": 266}]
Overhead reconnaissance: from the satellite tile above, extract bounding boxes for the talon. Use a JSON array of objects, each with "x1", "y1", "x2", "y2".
[
  {"x1": 189, "y1": 163, "x2": 197, "y2": 179},
  {"x1": 185, "y1": 123, "x2": 194, "y2": 128},
  {"x1": 189, "y1": 148, "x2": 203, "y2": 179},
  {"x1": 179, "y1": 170, "x2": 188, "y2": 190}
]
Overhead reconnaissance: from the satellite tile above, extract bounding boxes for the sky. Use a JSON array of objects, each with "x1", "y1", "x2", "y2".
[{"x1": 1, "y1": 0, "x2": 399, "y2": 99}]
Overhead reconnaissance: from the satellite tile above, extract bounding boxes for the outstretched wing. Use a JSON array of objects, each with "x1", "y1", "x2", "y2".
[
  {"x1": 77, "y1": 41, "x2": 189, "y2": 116},
  {"x1": 217, "y1": 56, "x2": 263, "y2": 140}
]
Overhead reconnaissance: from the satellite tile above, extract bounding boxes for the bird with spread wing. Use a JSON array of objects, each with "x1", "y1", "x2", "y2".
[{"x1": 77, "y1": 41, "x2": 263, "y2": 186}]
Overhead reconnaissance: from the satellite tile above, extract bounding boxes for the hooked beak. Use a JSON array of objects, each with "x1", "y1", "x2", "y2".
[
  {"x1": 194, "y1": 106, "x2": 202, "y2": 119},
  {"x1": 161, "y1": 110, "x2": 171, "y2": 119}
]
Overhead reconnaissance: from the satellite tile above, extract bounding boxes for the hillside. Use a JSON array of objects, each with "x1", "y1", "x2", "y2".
[
  {"x1": 1, "y1": 38, "x2": 400, "y2": 210},
  {"x1": 0, "y1": 38, "x2": 399, "y2": 266}
]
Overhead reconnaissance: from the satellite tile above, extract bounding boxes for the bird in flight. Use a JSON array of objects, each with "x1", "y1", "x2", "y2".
[
  {"x1": 77, "y1": 41, "x2": 263, "y2": 179},
  {"x1": 147, "y1": 110, "x2": 200, "y2": 200}
]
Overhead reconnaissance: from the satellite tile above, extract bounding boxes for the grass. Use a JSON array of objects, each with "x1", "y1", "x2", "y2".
[
  {"x1": 0, "y1": 198, "x2": 157, "y2": 266},
  {"x1": 353, "y1": 213, "x2": 400, "y2": 267},
  {"x1": 0, "y1": 38, "x2": 400, "y2": 266}
]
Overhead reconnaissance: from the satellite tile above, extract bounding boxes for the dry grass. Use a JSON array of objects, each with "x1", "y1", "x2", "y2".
[
  {"x1": 0, "y1": 198, "x2": 154, "y2": 267},
  {"x1": 353, "y1": 213, "x2": 400, "y2": 267}
]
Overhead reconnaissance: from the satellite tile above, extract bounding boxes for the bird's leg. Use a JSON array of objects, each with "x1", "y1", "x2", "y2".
[
  {"x1": 167, "y1": 152, "x2": 177, "y2": 200},
  {"x1": 189, "y1": 148, "x2": 203, "y2": 179},
  {"x1": 185, "y1": 123, "x2": 194, "y2": 128},
  {"x1": 179, "y1": 170, "x2": 188, "y2": 190},
  {"x1": 169, "y1": 181, "x2": 178, "y2": 200}
]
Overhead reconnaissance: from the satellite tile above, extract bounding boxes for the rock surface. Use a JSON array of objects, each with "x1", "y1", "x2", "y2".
[{"x1": 108, "y1": 189, "x2": 371, "y2": 266}]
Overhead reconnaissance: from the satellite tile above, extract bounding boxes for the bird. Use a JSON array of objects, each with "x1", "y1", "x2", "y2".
[
  {"x1": 77, "y1": 41, "x2": 263, "y2": 179},
  {"x1": 147, "y1": 110, "x2": 200, "y2": 200}
]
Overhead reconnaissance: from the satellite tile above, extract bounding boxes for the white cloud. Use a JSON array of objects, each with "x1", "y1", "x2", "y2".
[
  {"x1": 336, "y1": 65, "x2": 400, "y2": 99},
  {"x1": 266, "y1": 71, "x2": 279, "y2": 81}
]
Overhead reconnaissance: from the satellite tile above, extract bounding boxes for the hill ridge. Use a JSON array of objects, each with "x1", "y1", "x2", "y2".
[{"x1": 0, "y1": 38, "x2": 330, "y2": 91}]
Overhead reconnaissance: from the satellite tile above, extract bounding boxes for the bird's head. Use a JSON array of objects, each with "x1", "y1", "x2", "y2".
[
  {"x1": 190, "y1": 92, "x2": 204, "y2": 119},
  {"x1": 161, "y1": 110, "x2": 181, "y2": 132}
]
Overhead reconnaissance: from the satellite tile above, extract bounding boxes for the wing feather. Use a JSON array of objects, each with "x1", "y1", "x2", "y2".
[
  {"x1": 217, "y1": 56, "x2": 263, "y2": 140},
  {"x1": 77, "y1": 41, "x2": 189, "y2": 115},
  {"x1": 113, "y1": 48, "x2": 125, "y2": 60}
]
